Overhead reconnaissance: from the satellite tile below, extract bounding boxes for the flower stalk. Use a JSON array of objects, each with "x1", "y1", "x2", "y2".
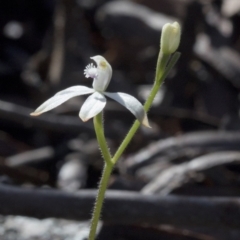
[{"x1": 89, "y1": 39, "x2": 181, "y2": 240}]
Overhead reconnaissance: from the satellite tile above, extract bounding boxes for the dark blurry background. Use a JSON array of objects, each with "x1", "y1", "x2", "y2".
[{"x1": 1, "y1": 0, "x2": 240, "y2": 239}]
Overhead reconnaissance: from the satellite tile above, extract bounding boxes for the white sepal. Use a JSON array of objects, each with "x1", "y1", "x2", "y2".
[
  {"x1": 104, "y1": 92, "x2": 151, "y2": 128},
  {"x1": 79, "y1": 92, "x2": 106, "y2": 122},
  {"x1": 30, "y1": 86, "x2": 94, "y2": 116},
  {"x1": 55, "y1": 86, "x2": 94, "y2": 96},
  {"x1": 90, "y1": 56, "x2": 112, "y2": 92}
]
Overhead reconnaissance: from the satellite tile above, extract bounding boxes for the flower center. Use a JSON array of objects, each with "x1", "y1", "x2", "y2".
[{"x1": 84, "y1": 63, "x2": 98, "y2": 79}]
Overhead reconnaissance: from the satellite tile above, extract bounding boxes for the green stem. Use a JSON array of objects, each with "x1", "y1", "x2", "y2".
[
  {"x1": 93, "y1": 112, "x2": 112, "y2": 165},
  {"x1": 88, "y1": 162, "x2": 113, "y2": 240},
  {"x1": 112, "y1": 52, "x2": 174, "y2": 165}
]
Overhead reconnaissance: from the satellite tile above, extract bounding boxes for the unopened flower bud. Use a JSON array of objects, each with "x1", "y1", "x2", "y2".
[{"x1": 161, "y1": 22, "x2": 181, "y2": 55}]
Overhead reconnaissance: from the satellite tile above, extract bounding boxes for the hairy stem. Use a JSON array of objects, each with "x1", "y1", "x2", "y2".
[
  {"x1": 89, "y1": 112, "x2": 113, "y2": 240},
  {"x1": 93, "y1": 112, "x2": 112, "y2": 165},
  {"x1": 88, "y1": 162, "x2": 113, "y2": 240}
]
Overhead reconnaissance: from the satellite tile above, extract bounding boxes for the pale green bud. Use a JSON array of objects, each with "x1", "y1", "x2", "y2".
[{"x1": 161, "y1": 22, "x2": 181, "y2": 55}]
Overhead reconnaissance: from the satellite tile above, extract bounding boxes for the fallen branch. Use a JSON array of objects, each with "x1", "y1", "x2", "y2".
[{"x1": 0, "y1": 185, "x2": 240, "y2": 229}]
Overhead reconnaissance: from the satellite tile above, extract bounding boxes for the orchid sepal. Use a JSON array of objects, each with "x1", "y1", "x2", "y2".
[
  {"x1": 104, "y1": 92, "x2": 150, "y2": 128},
  {"x1": 30, "y1": 86, "x2": 94, "y2": 116}
]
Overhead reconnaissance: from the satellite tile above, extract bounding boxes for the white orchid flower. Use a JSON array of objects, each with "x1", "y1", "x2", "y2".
[{"x1": 30, "y1": 55, "x2": 150, "y2": 127}]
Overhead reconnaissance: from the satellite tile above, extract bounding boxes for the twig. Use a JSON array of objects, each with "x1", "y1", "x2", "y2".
[
  {"x1": 122, "y1": 131, "x2": 240, "y2": 173},
  {"x1": 0, "y1": 161, "x2": 49, "y2": 184},
  {"x1": 5, "y1": 147, "x2": 54, "y2": 167},
  {"x1": 141, "y1": 151, "x2": 240, "y2": 195},
  {"x1": 0, "y1": 99, "x2": 94, "y2": 133},
  {"x1": 48, "y1": 0, "x2": 66, "y2": 85}
]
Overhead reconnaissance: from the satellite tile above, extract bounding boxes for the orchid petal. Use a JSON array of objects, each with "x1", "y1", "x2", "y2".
[
  {"x1": 90, "y1": 56, "x2": 112, "y2": 92},
  {"x1": 79, "y1": 92, "x2": 106, "y2": 122},
  {"x1": 30, "y1": 86, "x2": 94, "y2": 116},
  {"x1": 104, "y1": 92, "x2": 151, "y2": 128}
]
